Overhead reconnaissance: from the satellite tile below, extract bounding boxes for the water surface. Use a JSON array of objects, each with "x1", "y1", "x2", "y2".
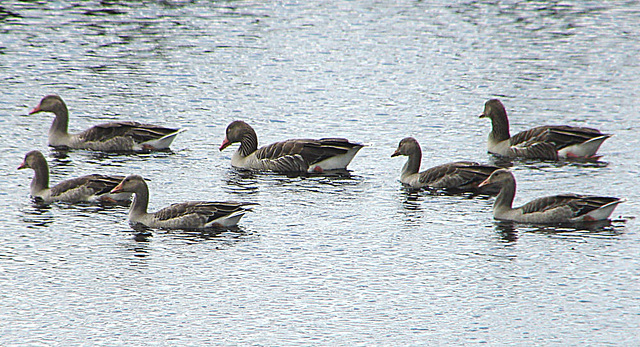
[{"x1": 0, "y1": 1, "x2": 638, "y2": 345}]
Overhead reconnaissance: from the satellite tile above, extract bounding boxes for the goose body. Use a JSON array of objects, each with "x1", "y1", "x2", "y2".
[
  {"x1": 478, "y1": 169, "x2": 623, "y2": 223},
  {"x1": 111, "y1": 175, "x2": 254, "y2": 230},
  {"x1": 480, "y1": 99, "x2": 611, "y2": 160},
  {"x1": 18, "y1": 150, "x2": 131, "y2": 203},
  {"x1": 30, "y1": 95, "x2": 184, "y2": 152},
  {"x1": 391, "y1": 137, "x2": 500, "y2": 193},
  {"x1": 220, "y1": 120, "x2": 364, "y2": 173}
]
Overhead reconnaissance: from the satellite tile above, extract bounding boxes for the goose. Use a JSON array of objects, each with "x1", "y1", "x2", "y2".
[
  {"x1": 478, "y1": 169, "x2": 623, "y2": 223},
  {"x1": 479, "y1": 99, "x2": 611, "y2": 160},
  {"x1": 110, "y1": 175, "x2": 255, "y2": 230},
  {"x1": 29, "y1": 95, "x2": 184, "y2": 152},
  {"x1": 219, "y1": 120, "x2": 364, "y2": 173},
  {"x1": 391, "y1": 137, "x2": 501, "y2": 193},
  {"x1": 18, "y1": 150, "x2": 132, "y2": 203}
]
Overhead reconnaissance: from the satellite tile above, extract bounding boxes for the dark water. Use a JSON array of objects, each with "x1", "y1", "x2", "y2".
[{"x1": 1, "y1": 1, "x2": 638, "y2": 345}]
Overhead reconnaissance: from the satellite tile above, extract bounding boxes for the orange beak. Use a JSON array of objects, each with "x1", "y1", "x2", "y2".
[
  {"x1": 110, "y1": 182, "x2": 124, "y2": 194},
  {"x1": 219, "y1": 137, "x2": 231, "y2": 151},
  {"x1": 29, "y1": 105, "x2": 42, "y2": 115},
  {"x1": 477, "y1": 177, "x2": 491, "y2": 188}
]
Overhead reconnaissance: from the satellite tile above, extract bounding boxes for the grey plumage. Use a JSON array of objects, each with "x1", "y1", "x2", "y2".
[
  {"x1": 29, "y1": 95, "x2": 183, "y2": 152},
  {"x1": 391, "y1": 137, "x2": 500, "y2": 193},
  {"x1": 480, "y1": 99, "x2": 611, "y2": 160},
  {"x1": 111, "y1": 175, "x2": 255, "y2": 230},
  {"x1": 478, "y1": 169, "x2": 623, "y2": 223},
  {"x1": 18, "y1": 150, "x2": 131, "y2": 203},
  {"x1": 220, "y1": 120, "x2": 364, "y2": 173}
]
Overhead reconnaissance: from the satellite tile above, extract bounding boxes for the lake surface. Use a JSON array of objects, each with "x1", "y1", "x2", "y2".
[{"x1": 1, "y1": 1, "x2": 638, "y2": 345}]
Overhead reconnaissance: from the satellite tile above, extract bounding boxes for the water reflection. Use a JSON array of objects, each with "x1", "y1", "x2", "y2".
[
  {"x1": 118, "y1": 230, "x2": 153, "y2": 263},
  {"x1": 223, "y1": 168, "x2": 363, "y2": 195},
  {"x1": 20, "y1": 203, "x2": 54, "y2": 229},
  {"x1": 223, "y1": 169, "x2": 260, "y2": 195},
  {"x1": 399, "y1": 184, "x2": 495, "y2": 199},
  {"x1": 488, "y1": 155, "x2": 609, "y2": 170},
  {"x1": 493, "y1": 218, "x2": 626, "y2": 239},
  {"x1": 397, "y1": 188, "x2": 423, "y2": 227},
  {"x1": 128, "y1": 220, "x2": 254, "y2": 244},
  {"x1": 154, "y1": 226, "x2": 254, "y2": 246},
  {"x1": 494, "y1": 221, "x2": 519, "y2": 242}
]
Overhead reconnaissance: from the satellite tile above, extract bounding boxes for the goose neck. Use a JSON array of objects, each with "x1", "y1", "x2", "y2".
[
  {"x1": 130, "y1": 182, "x2": 150, "y2": 220},
  {"x1": 401, "y1": 147, "x2": 422, "y2": 179},
  {"x1": 493, "y1": 178, "x2": 516, "y2": 214},
  {"x1": 239, "y1": 130, "x2": 258, "y2": 157},
  {"x1": 49, "y1": 102, "x2": 70, "y2": 137},
  {"x1": 489, "y1": 113, "x2": 511, "y2": 143},
  {"x1": 30, "y1": 159, "x2": 50, "y2": 195}
]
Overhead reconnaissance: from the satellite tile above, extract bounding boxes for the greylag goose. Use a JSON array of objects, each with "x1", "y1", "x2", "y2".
[
  {"x1": 391, "y1": 137, "x2": 501, "y2": 193},
  {"x1": 478, "y1": 169, "x2": 623, "y2": 223},
  {"x1": 29, "y1": 95, "x2": 184, "y2": 152},
  {"x1": 219, "y1": 120, "x2": 364, "y2": 173},
  {"x1": 18, "y1": 150, "x2": 131, "y2": 203},
  {"x1": 479, "y1": 99, "x2": 611, "y2": 160},
  {"x1": 111, "y1": 175, "x2": 254, "y2": 230}
]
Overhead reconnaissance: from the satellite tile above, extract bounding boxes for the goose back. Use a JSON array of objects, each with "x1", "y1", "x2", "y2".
[
  {"x1": 480, "y1": 99, "x2": 611, "y2": 160},
  {"x1": 222, "y1": 120, "x2": 363, "y2": 173},
  {"x1": 479, "y1": 169, "x2": 623, "y2": 223}
]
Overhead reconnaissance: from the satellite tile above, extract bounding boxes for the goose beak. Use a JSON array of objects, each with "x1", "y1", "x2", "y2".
[
  {"x1": 479, "y1": 113, "x2": 486, "y2": 118},
  {"x1": 391, "y1": 149, "x2": 401, "y2": 157},
  {"x1": 477, "y1": 177, "x2": 491, "y2": 188},
  {"x1": 110, "y1": 182, "x2": 124, "y2": 194},
  {"x1": 219, "y1": 137, "x2": 231, "y2": 151},
  {"x1": 17, "y1": 161, "x2": 27, "y2": 170},
  {"x1": 29, "y1": 105, "x2": 42, "y2": 115}
]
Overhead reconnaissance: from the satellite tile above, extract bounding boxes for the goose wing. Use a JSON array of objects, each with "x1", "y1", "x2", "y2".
[
  {"x1": 254, "y1": 138, "x2": 361, "y2": 171},
  {"x1": 154, "y1": 201, "x2": 253, "y2": 223},
  {"x1": 511, "y1": 140, "x2": 559, "y2": 160},
  {"x1": 520, "y1": 194, "x2": 619, "y2": 217},
  {"x1": 78, "y1": 121, "x2": 181, "y2": 144},
  {"x1": 511, "y1": 125, "x2": 606, "y2": 150},
  {"x1": 422, "y1": 162, "x2": 499, "y2": 190},
  {"x1": 49, "y1": 174, "x2": 125, "y2": 198}
]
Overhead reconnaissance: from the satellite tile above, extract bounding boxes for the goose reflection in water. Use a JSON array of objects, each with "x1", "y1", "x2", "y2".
[
  {"x1": 21, "y1": 204, "x2": 55, "y2": 229},
  {"x1": 493, "y1": 218, "x2": 626, "y2": 241}
]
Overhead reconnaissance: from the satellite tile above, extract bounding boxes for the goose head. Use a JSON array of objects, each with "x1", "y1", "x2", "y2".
[
  {"x1": 29, "y1": 95, "x2": 66, "y2": 115},
  {"x1": 479, "y1": 99, "x2": 507, "y2": 120},
  {"x1": 391, "y1": 137, "x2": 421, "y2": 157},
  {"x1": 219, "y1": 120, "x2": 256, "y2": 151},
  {"x1": 17, "y1": 150, "x2": 46, "y2": 170},
  {"x1": 111, "y1": 175, "x2": 146, "y2": 194},
  {"x1": 478, "y1": 168, "x2": 514, "y2": 188}
]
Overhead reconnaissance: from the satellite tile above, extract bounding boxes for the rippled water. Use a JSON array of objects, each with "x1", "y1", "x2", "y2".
[{"x1": 1, "y1": 1, "x2": 638, "y2": 345}]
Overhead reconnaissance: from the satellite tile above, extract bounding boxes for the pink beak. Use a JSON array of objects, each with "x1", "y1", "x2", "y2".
[
  {"x1": 29, "y1": 105, "x2": 41, "y2": 115},
  {"x1": 17, "y1": 162, "x2": 27, "y2": 170},
  {"x1": 477, "y1": 177, "x2": 491, "y2": 188},
  {"x1": 110, "y1": 182, "x2": 124, "y2": 194},
  {"x1": 219, "y1": 137, "x2": 231, "y2": 151}
]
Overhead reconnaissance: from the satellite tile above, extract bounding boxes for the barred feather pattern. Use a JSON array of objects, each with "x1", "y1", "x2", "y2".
[
  {"x1": 19, "y1": 150, "x2": 131, "y2": 203},
  {"x1": 31, "y1": 95, "x2": 181, "y2": 152},
  {"x1": 114, "y1": 175, "x2": 255, "y2": 230},
  {"x1": 78, "y1": 121, "x2": 180, "y2": 145},
  {"x1": 392, "y1": 137, "x2": 500, "y2": 193},
  {"x1": 481, "y1": 99, "x2": 610, "y2": 159},
  {"x1": 49, "y1": 174, "x2": 125, "y2": 198},
  {"x1": 481, "y1": 169, "x2": 622, "y2": 223},
  {"x1": 223, "y1": 120, "x2": 363, "y2": 173}
]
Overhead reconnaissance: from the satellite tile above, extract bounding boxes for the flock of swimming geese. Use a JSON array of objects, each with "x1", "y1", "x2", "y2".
[{"x1": 19, "y1": 95, "x2": 624, "y2": 230}]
